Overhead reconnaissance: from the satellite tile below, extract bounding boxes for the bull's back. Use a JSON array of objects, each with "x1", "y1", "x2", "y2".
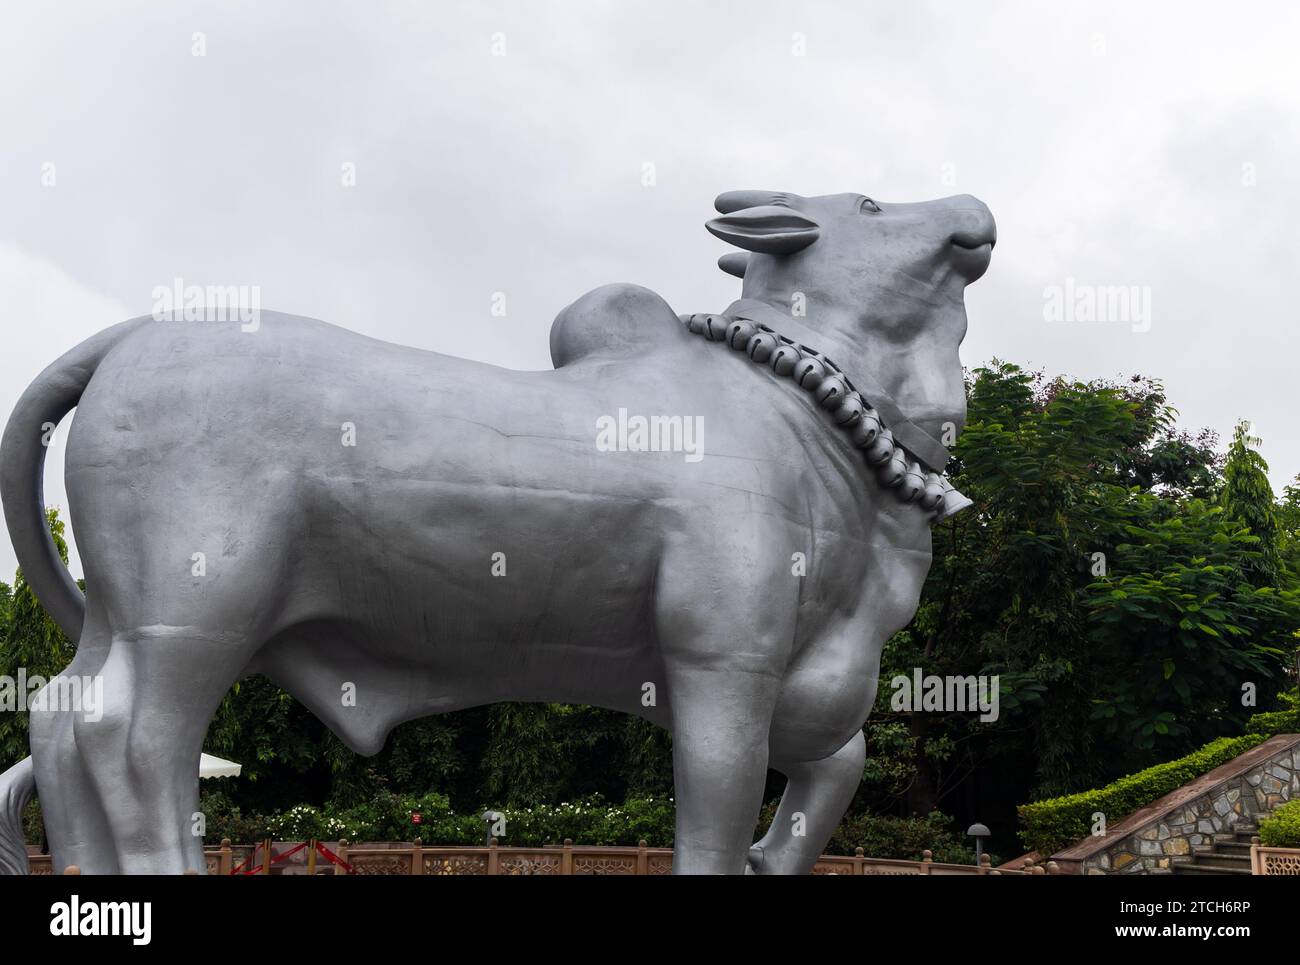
[{"x1": 67, "y1": 312, "x2": 821, "y2": 666}]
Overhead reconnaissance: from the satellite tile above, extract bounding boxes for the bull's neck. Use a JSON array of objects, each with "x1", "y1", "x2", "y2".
[
  {"x1": 721, "y1": 295, "x2": 894, "y2": 409},
  {"x1": 681, "y1": 298, "x2": 971, "y2": 519},
  {"x1": 726, "y1": 295, "x2": 863, "y2": 373},
  {"x1": 720, "y1": 294, "x2": 951, "y2": 473}
]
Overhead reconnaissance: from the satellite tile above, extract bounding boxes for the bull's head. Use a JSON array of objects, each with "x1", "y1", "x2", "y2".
[{"x1": 706, "y1": 190, "x2": 995, "y2": 449}]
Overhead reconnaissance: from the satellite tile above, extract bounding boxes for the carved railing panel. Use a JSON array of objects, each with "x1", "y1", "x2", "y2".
[
  {"x1": 349, "y1": 853, "x2": 415, "y2": 875},
  {"x1": 498, "y1": 851, "x2": 562, "y2": 875},
  {"x1": 573, "y1": 854, "x2": 638, "y2": 875},
  {"x1": 1252, "y1": 845, "x2": 1300, "y2": 875},
  {"x1": 424, "y1": 853, "x2": 488, "y2": 875}
]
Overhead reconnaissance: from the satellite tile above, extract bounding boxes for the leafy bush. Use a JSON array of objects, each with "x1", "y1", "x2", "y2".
[
  {"x1": 1258, "y1": 799, "x2": 1300, "y2": 848},
  {"x1": 23, "y1": 799, "x2": 42, "y2": 846},
  {"x1": 482, "y1": 795, "x2": 675, "y2": 847},
  {"x1": 590, "y1": 795, "x2": 676, "y2": 847},
  {"x1": 264, "y1": 804, "x2": 360, "y2": 843},
  {"x1": 829, "y1": 810, "x2": 976, "y2": 864},
  {"x1": 332, "y1": 791, "x2": 676, "y2": 846},
  {"x1": 1246, "y1": 686, "x2": 1300, "y2": 736},
  {"x1": 222, "y1": 791, "x2": 676, "y2": 848},
  {"x1": 1017, "y1": 733, "x2": 1265, "y2": 856},
  {"x1": 197, "y1": 788, "x2": 269, "y2": 845},
  {"x1": 332, "y1": 790, "x2": 477, "y2": 843},
  {"x1": 754, "y1": 803, "x2": 974, "y2": 863}
]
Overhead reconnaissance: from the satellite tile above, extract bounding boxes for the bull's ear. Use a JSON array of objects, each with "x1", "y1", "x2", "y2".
[
  {"x1": 706, "y1": 205, "x2": 820, "y2": 255},
  {"x1": 718, "y1": 252, "x2": 749, "y2": 278},
  {"x1": 715, "y1": 190, "x2": 788, "y2": 213}
]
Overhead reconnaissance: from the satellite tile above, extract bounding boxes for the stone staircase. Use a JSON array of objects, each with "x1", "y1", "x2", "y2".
[
  {"x1": 1046, "y1": 734, "x2": 1300, "y2": 874},
  {"x1": 1170, "y1": 825, "x2": 1257, "y2": 875}
]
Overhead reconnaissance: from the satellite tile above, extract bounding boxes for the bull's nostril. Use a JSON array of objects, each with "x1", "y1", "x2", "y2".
[
  {"x1": 950, "y1": 207, "x2": 997, "y2": 251},
  {"x1": 951, "y1": 227, "x2": 996, "y2": 251}
]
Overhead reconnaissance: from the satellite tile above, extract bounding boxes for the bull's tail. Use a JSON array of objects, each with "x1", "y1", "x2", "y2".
[
  {"x1": 0, "y1": 316, "x2": 151, "y2": 642},
  {"x1": 0, "y1": 758, "x2": 35, "y2": 875},
  {"x1": 0, "y1": 317, "x2": 152, "y2": 874}
]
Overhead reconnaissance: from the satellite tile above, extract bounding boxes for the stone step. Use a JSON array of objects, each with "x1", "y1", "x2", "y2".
[
  {"x1": 1192, "y1": 851, "x2": 1250, "y2": 866},
  {"x1": 1211, "y1": 841, "x2": 1254, "y2": 855},
  {"x1": 1171, "y1": 861, "x2": 1252, "y2": 875}
]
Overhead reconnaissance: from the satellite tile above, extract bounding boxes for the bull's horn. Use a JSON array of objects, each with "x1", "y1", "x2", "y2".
[
  {"x1": 714, "y1": 190, "x2": 789, "y2": 213},
  {"x1": 718, "y1": 252, "x2": 749, "y2": 277},
  {"x1": 706, "y1": 205, "x2": 820, "y2": 255}
]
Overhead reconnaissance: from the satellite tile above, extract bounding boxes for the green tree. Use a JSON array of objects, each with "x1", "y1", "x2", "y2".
[
  {"x1": 0, "y1": 508, "x2": 78, "y2": 770},
  {"x1": 864, "y1": 364, "x2": 1298, "y2": 827},
  {"x1": 1219, "y1": 420, "x2": 1280, "y2": 586}
]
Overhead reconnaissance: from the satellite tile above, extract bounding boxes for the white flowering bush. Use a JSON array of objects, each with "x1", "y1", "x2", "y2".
[
  {"x1": 491, "y1": 795, "x2": 675, "y2": 846},
  {"x1": 242, "y1": 793, "x2": 677, "y2": 847},
  {"x1": 264, "y1": 804, "x2": 363, "y2": 842}
]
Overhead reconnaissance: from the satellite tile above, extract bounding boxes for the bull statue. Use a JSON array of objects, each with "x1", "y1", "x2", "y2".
[{"x1": 0, "y1": 188, "x2": 994, "y2": 874}]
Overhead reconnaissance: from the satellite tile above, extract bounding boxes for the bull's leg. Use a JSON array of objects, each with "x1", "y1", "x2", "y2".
[
  {"x1": 73, "y1": 627, "x2": 251, "y2": 874},
  {"x1": 748, "y1": 730, "x2": 865, "y2": 875},
  {"x1": 653, "y1": 527, "x2": 798, "y2": 875},
  {"x1": 663, "y1": 664, "x2": 779, "y2": 874},
  {"x1": 29, "y1": 624, "x2": 118, "y2": 874}
]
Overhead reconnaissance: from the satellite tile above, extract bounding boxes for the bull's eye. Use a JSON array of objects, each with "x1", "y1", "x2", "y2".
[{"x1": 859, "y1": 196, "x2": 882, "y2": 214}]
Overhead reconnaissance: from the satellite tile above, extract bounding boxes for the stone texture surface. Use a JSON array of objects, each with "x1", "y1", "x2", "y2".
[{"x1": 1077, "y1": 738, "x2": 1300, "y2": 874}]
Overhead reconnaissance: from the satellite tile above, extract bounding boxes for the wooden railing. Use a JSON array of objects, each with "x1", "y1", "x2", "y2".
[{"x1": 30, "y1": 839, "x2": 1052, "y2": 875}]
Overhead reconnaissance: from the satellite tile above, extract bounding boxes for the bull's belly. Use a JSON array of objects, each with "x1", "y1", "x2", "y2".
[
  {"x1": 252, "y1": 509, "x2": 674, "y2": 748},
  {"x1": 250, "y1": 606, "x2": 672, "y2": 754},
  {"x1": 248, "y1": 471, "x2": 673, "y2": 725}
]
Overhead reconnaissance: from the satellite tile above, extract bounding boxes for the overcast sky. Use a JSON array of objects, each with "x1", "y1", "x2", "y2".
[{"x1": 1, "y1": 0, "x2": 1298, "y2": 582}]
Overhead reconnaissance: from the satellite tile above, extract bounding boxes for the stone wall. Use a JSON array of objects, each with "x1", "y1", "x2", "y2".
[{"x1": 1049, "y1": 734, "x2": 1300, "y2": 874}]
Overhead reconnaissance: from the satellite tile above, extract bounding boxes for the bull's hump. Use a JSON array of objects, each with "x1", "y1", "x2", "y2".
[{"x1": 549, "y1": 283, "x2": 684, "y2": 368}]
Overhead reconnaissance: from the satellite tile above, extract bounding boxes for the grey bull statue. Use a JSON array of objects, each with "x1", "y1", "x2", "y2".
[{"x1": 0, "y1": 188, "x2": 994, "y2": 874}]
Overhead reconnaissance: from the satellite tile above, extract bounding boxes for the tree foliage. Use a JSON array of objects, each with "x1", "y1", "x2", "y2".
[
  {"x1": 1219, "y1": 419, "x2": 1281, "y2": 585},
  {"x1": 0, "y1": 508, "x2": 77, "y2": 769},
  {"x1": 859, "y1": 364, "x2": 1299, "y2": 838}
]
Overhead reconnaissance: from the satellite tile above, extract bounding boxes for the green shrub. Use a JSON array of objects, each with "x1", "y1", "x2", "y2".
[
  {"x1": 755, "y1": 803, "x2": 975, "y2": 863},
  {"x1": 197, "y1": 788, "x2": 269, "y2": 845},
  {"x1": 1259, "y1": 799, "x2": 1300, "y2": 848},
  {"x1": 264, "y1": 804, "x2": 362, "y2": 843},
  {"x1": 484, "y1": 795, "x2": 675, "y2": 847},
  {"x1": 591, "y1": 795, "x2": 675, "y2": 847},
  {"x1": 829, "y1": 810, "x2": 976, "y2": 863},
  {"x1": 238, "y1": 792, "x2": 675, "y2": 848},
  {"x1": 1017, "y1": 733, "x2": 1265, "y2": 856},
  {"x1": 22, "y1": 798, "x2": 42, "y2": 846},
  {"x1": 332, "y1": 790, "x2": 478, "y2": 843},
  {"x1": 1246, "y1": 686, "x2": 1300, "y2": 736}
]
